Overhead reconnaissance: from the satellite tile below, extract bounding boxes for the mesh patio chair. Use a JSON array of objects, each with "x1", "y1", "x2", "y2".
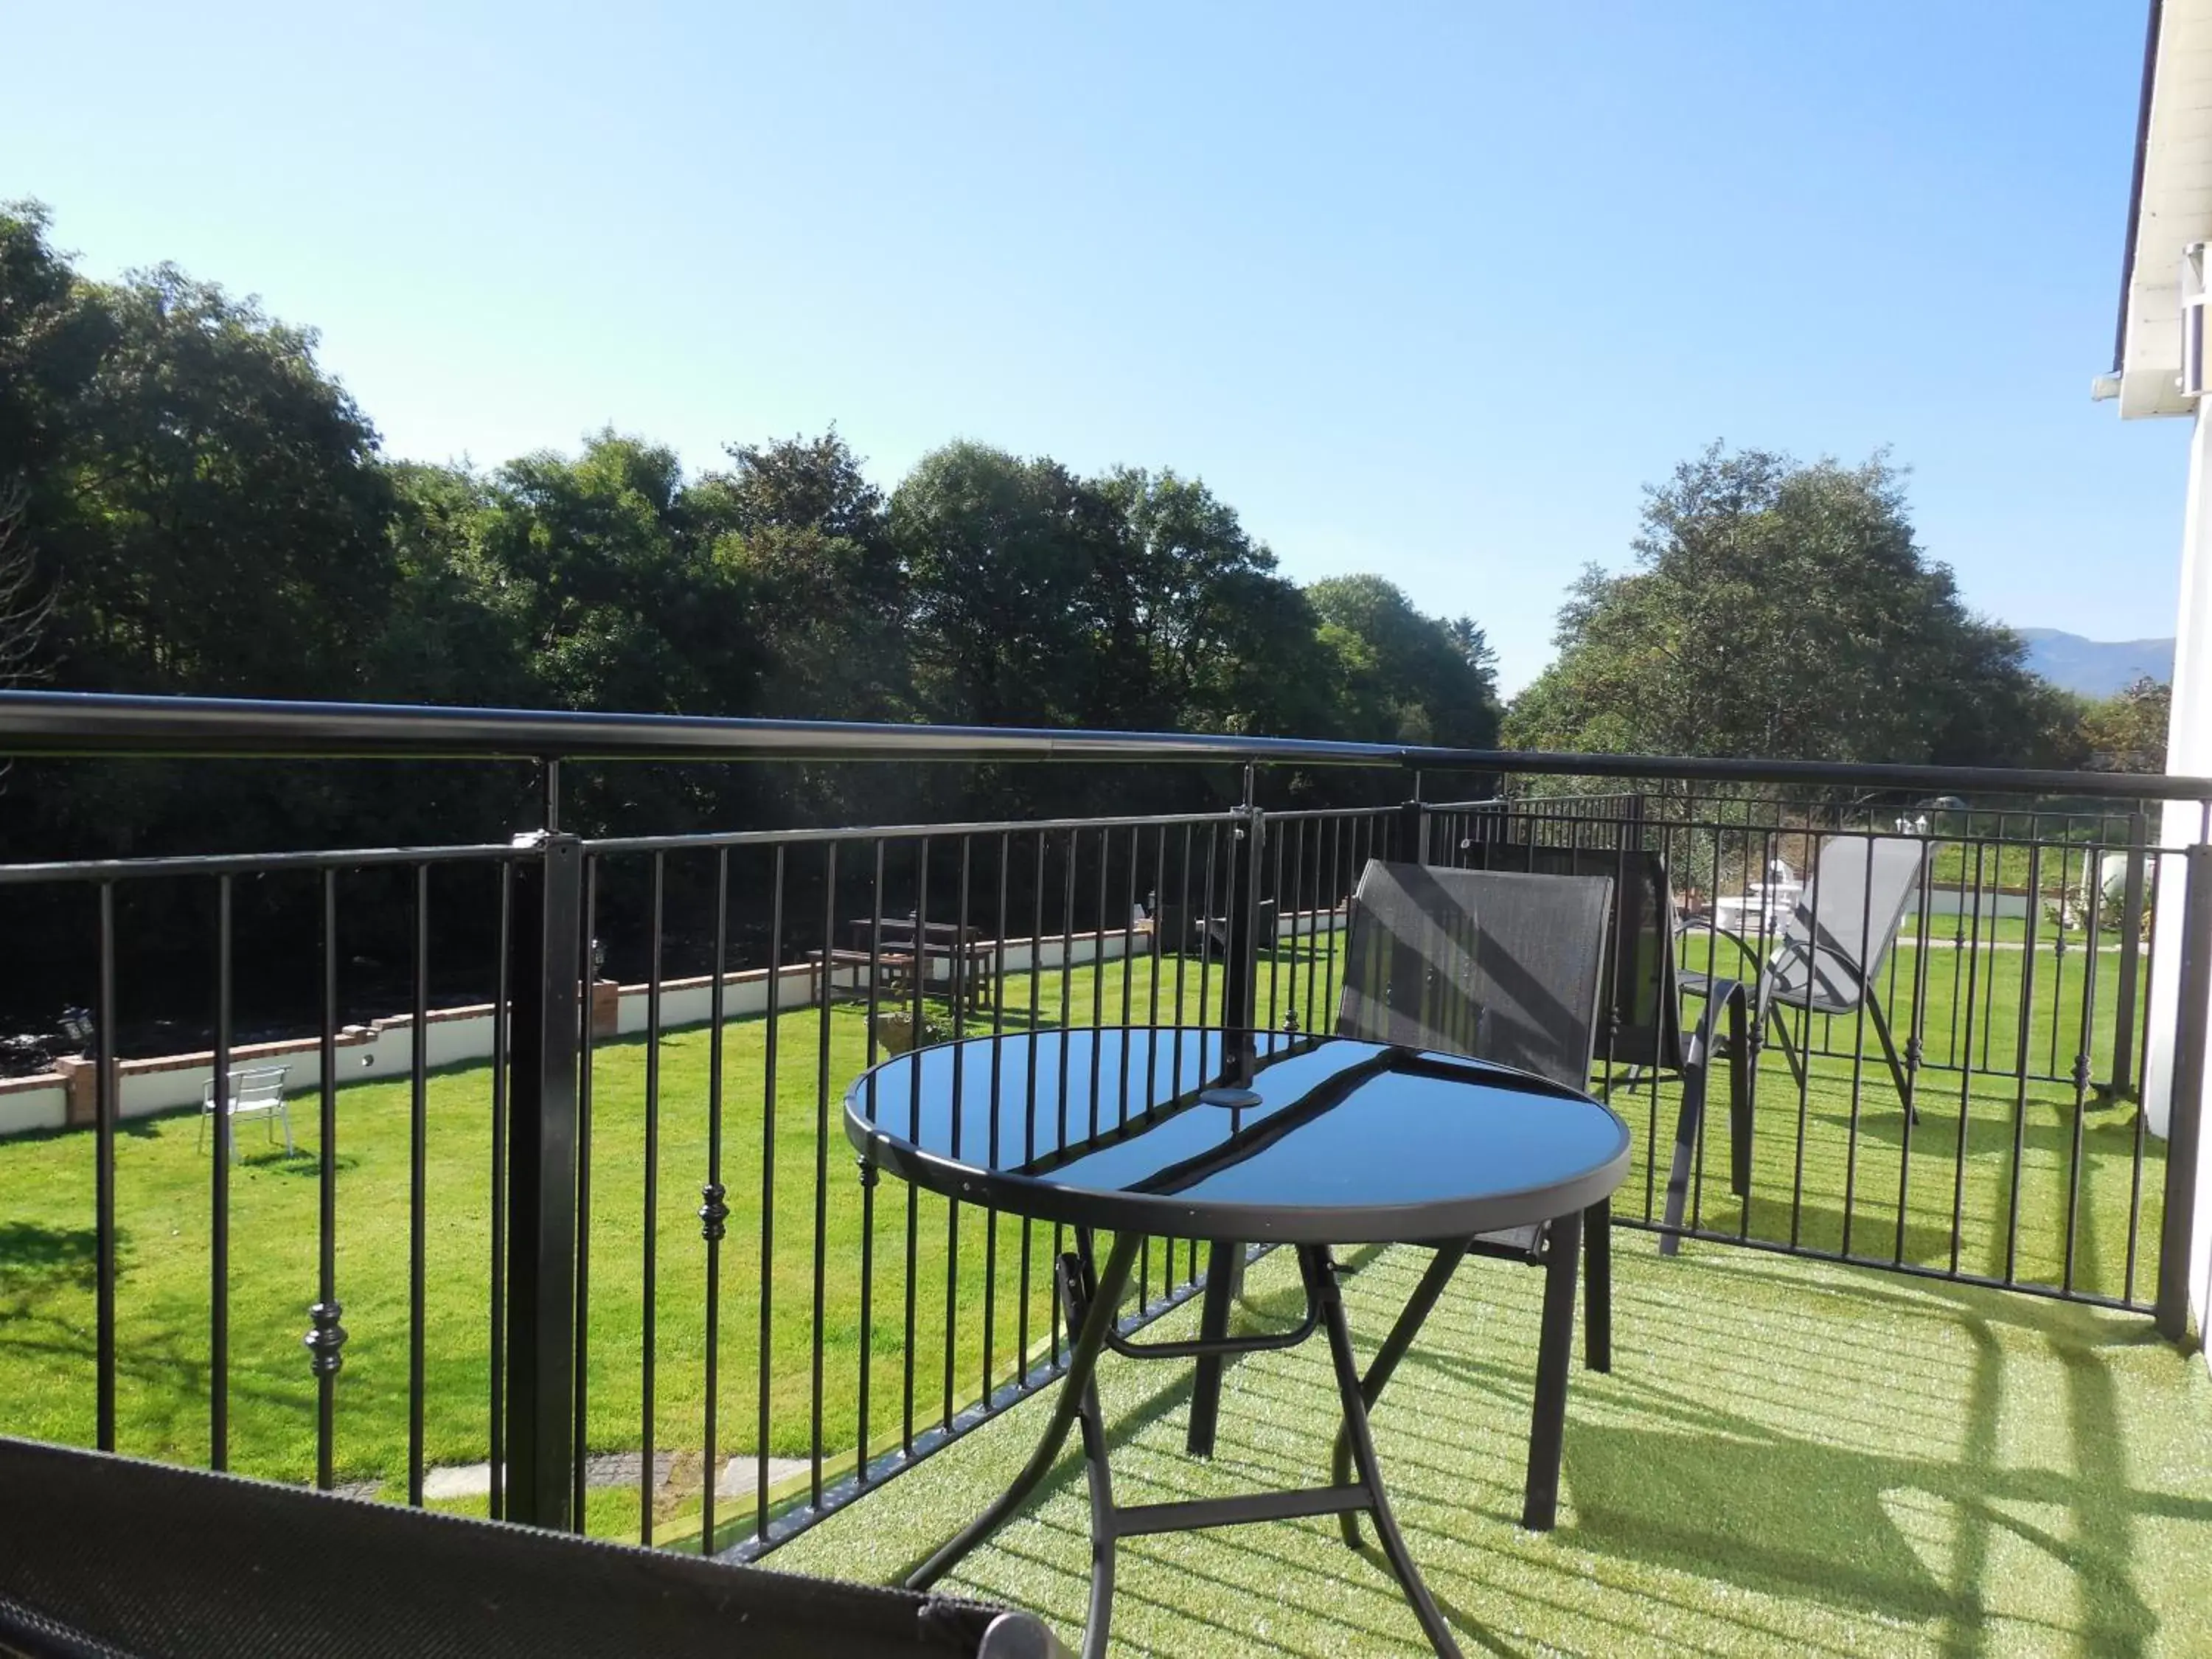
[
  {"x1": 0, "y1": 1436, "x2": 1064, "y2": 1659},
  {"x1": 1680, "y1": 833, "x2": 1931, "y2": 1124},
  {"x1": 1326, "y1": 858, "x2": 1615, "y2": 1531},
  {"x1": 1458, "y1": 840, "x2": 1753, "y2": 1253}
]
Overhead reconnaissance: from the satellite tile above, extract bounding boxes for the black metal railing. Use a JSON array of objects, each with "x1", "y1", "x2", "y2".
[
  {"x1": 3, "y1": 689, "x2": 2208, "y2": 1565},
  {"x1": 1426, "y1": 782, "x2": 2208, "y2": 1332}
]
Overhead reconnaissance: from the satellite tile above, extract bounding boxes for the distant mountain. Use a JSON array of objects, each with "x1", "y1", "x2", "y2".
[{"x1": 2016, "y1": 629, "x2": 2174, "y2": 698}]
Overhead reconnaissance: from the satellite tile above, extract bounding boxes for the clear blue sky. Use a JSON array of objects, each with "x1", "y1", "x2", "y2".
[{"x1": 4, "y1": 1, "x2": 2185, "y2": 694}]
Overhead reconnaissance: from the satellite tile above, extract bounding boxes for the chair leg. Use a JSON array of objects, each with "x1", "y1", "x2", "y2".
[
  {"x1": 1660, "y1": 1057, "x2": 1708, "y2": 1257},
  {"x1": 282, "y1": 1104, "x2": 296, "y2": 1158},
  {"x1": 1865, "y1": 995, "x2": 1916, "y2": 1125},
  {"x1": 1583, "y1": 1202, "x2": 1610, "y2": 1374},
  {"x1": 1767, "y1": 1006, "x2": 1806, "y2": 1091},
  {"x1": 1523, "y1": 1209, "x2": 1582, "y2": 1531},
  {"x1": 1723, "y1": 984, "x2": 1752, "y2": 1199},
  {"x1": 197, "y1": 1110, "x2": 206, "y2": 1155}
]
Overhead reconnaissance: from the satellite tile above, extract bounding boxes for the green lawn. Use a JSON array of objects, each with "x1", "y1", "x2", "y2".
[
  {"x1": 0, "y1": 947, "x2": 1317, "y2": 1548},
  {"x1": 776, "y1": 1238, "x2": 2212, "y2": 1656},
  {"x1": 0, "y1": 935, "x2": 2171, "y2": 1555}
]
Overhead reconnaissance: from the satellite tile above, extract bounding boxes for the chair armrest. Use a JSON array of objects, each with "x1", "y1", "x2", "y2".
[{"x1": 1673, "y1": 917, "x2": 1767, "y2": 981}]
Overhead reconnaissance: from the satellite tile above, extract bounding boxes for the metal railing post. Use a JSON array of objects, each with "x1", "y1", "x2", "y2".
[
  {"x1": 1399, "y1": 796, "x2": 1428, "y2": 866},
  {"x1": 2107, "y1": 809, "x2": 2149, "y2": 1101},
  {"x1": 1220, "y1": 768, "x2": 1264, "y2": 1042},
  {"x1": 2156, "y1": 840, "x2": 2212, "y2": 1341},
  {"x1": 1189, "y1": 772, "x2": 1264, "y2": 1457},
  {"x1": 504, "y1": 827, "x2": 584, "y2": 1526}
]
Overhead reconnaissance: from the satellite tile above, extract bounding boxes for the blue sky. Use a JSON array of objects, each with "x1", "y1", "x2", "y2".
[{"x1": 4, "y1": 1, "x2": 2185, "y2": 694}]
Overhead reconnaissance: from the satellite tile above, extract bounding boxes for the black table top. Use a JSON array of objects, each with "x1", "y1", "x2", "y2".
[{"x1": 844, "y1": 1027, "x2": 1630, "y2": 1245}]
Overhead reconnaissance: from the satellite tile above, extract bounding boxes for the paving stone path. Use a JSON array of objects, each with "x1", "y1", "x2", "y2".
[{"x1": 336, "y1": 1451, "x2": 810, "y2": 1505}]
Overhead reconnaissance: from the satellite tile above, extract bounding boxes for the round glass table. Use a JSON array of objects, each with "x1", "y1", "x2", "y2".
[{"x1": 846, "y1": 1027, "x2": 1630, "y2": 1659}]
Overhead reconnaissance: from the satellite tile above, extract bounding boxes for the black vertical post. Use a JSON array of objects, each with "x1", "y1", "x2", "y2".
[
  {"x1": 504, "y1": 827, "x2": 584, "y2": 1527},
  {"x1": 1399, "y1": 796, "x2": 1428, "y2": 867},
  {"x1": 1188, "y1": 768, "x2": 1263, "y2": 1458},
  {"x1": 2108, "y1": 809, "x2": 2149, "y2": 1100},
  {"x1": 2156, "y1": 840, "x2": 2212, "y2": 1342},
  {"x1": 1219, "y1": 767, "x2": 1263, "y2": 1054},
  {"x1": 94, "y1": 883, "x2": 117, "y2": 1453}
]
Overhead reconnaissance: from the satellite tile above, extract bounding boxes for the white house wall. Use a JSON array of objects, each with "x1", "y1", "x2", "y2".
[{"x1": 3, "y1": 913, "x2": 1349, "y2": 1139}]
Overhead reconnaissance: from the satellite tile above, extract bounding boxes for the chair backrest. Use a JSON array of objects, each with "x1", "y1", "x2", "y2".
[
  {"x1": 1768, "y1": 835, "x2": 1930, "y2": 1010},
  {"x1": 1455, "y1": 841, "x2": 1683, "y2": 1071},
  {"x1": 237, "y1": 1066, "x2": 288, "y2": 1102},
  {"x1": 206, "y1": 1066, "x2": 289, "y2": 1107},
  {"x1": 1335, "y1": 860, "x2": 1613, "y2": 1090}
]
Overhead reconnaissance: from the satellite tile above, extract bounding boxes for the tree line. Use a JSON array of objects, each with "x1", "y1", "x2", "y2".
[
  {"x1": 0, "y1": 201, "x2": 2168, "y2": 869},
  {"x1": 0, "y1": 202, "x2": 1500, "y2": 859}
]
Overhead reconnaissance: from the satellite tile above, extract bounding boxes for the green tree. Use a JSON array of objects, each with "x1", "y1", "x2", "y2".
[
  {"x1": 688, "y1": 430, "x2": 907, "y2": 720},
  {"x1": 892, "y1": 442, "x2": 1124, "y2": 727},
  {"x1": 470, "y1": 433, "x2": 755, "y2": 716},
  {"x1": 1091, "y1": 466, "x2": 1332, "y2": 737},
  {"x1": 2073, "y1": 675, "x2": 2171, "y2": 773},
  {"x1": 1505, "y1": 444, "x2": 2053, "y2": 765},
  {"x1": 0, "y1": 203, "x2": 113, "y2": 518},
  {"x1": 43, "y1": 265, "x2": 397, "y2": 697},
  {"x1": 1307, "y1": 574, "x2": 1502, "y2": 747}
]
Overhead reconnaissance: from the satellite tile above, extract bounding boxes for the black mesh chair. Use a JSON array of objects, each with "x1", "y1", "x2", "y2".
[
  {"x1": 1457, "y1": 840, "x2": 1752, "y2": 1253},
  {"x1": 1327, "y1": 858, "x2": 1615, "y2": 1531},
  {"x1": 0, "y1": 1436, "x2": 1062, "y2": 1659}
]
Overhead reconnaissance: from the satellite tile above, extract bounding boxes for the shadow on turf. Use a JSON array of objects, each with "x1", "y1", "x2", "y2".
[
  {"x1": 1550, "y1": 1259, "x2": 2187, "y2": 1655},
  {"x1": 835, "y1": 1239, "x2": 2202, "y2": 1657}
]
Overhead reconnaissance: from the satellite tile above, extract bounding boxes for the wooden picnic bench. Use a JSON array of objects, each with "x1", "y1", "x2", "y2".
[{"x1": 821, "y1": 919, "x2": 1000, "y2": 1018}]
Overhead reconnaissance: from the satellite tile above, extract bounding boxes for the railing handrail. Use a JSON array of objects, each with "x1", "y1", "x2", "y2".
[
  {"x1": 6, "y1": 689, "x2": 2212, "y2": 804},
  {"x1": 0, "y1": 690, "x2": 1413, "y2": 768}
]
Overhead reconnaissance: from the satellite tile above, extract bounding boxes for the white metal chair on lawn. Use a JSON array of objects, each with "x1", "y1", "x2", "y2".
[{"x1": 198, "y1": 1065, "x2": 293, "y2": 1159}]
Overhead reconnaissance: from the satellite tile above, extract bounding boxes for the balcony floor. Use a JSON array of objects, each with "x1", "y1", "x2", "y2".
[{"x1": 773, "y1": 1237, "x2": 2212, "y2": 1657}]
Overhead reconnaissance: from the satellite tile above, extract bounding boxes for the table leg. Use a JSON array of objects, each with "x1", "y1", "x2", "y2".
[
  {"x1": 1055, "y1": 1251, "x2": 1119, "y2": 1659},
  {"x1": 1184, "y1": 1239, "x2": 1244, "y2": 1455},
  {"x1": 1307, "y1": 1245, "x2": 1464, "y2": 1658},
  {"x1": 904, "y1": 1232, "x2": 1141, "y2": 1596},
  {"x1": 1329, "y1": 1239, "x2": 1470, "y2": 1545}
]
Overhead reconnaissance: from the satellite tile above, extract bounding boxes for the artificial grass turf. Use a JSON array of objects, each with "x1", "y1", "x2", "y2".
[
  {"x1": 771, "y1": 1238, "x2": 2212, "y2": 1658},
  {"x1": 0, "y1": 932, "x2": 2172, "y2": 1548}
]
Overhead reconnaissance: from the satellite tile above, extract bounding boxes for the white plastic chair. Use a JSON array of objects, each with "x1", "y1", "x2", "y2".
[{"x1": 198, "y1": 1065, "x2": 293, "y2": 1159}]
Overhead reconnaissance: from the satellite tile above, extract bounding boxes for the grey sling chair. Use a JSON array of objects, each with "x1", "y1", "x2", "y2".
[
  {"x1": 1457, "y1": 838, "x2": 1753, "y2": 1254},
  {"x1": 1326, "y1": 858, "x2": 1615, "y2": 1532},
  {"x1": 1679, "y1": 832, "x2": 1933, "y2": 1127}
]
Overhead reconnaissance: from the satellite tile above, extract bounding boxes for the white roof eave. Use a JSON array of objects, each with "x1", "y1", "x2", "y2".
[{"x1": 2120, "y1": 0, "x2": 2212, "y2": 417}]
